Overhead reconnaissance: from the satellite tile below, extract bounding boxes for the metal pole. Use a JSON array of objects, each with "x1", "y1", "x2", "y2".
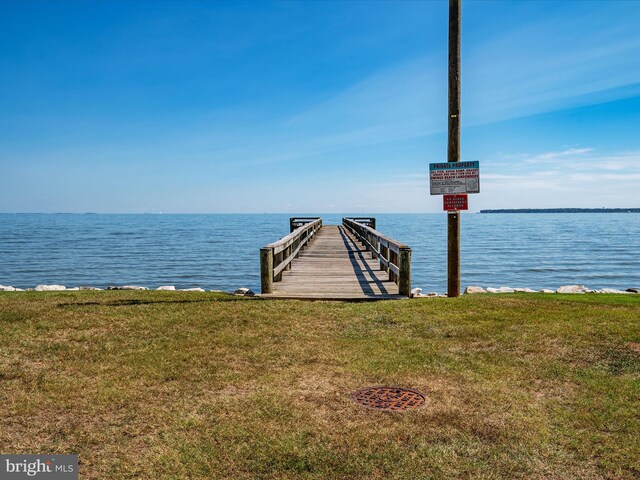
[{"x1": 447, "y1": 0, "x2": 461, "y2": 298}]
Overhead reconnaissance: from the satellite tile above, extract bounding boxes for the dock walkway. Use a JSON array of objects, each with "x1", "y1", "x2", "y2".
[{"x1": 260, "y1": 218, "x2": 411, "y2": 301}]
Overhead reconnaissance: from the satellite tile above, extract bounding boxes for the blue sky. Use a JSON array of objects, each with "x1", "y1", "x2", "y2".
[{"x1": 1, "y1": 0, "x2": 639, "y2": 213}]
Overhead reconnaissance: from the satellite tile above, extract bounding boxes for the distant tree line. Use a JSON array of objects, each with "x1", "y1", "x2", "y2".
[{"x1": 480, "y1": 208, "x2": 640, "y2": 213}]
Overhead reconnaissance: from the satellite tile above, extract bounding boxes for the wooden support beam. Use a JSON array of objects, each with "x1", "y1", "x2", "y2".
[{"x1": 399, "y1": 248, "x2": 412, "y2": 297}]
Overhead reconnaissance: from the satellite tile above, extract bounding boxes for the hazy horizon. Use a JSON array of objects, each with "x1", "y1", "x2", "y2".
[{"x1": 2, "y1": 209, "x2": 640, "y2": 216}]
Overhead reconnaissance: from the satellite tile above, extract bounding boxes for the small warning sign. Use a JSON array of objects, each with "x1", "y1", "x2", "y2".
[{"x1": 443, "y1": 194, "x2": 468, "y2": 211}]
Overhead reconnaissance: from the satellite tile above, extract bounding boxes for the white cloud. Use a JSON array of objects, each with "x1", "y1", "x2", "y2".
[{"x1": 523, "y1": 148, "x2": 594, "y2": 163}]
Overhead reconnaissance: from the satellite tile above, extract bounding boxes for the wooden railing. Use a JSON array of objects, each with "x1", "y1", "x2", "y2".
[
  {"x1": 342, "y1": 217, "x2": 412, "y2": 296},
  {"x1": 290, "y1": 217, "x2": 321, "y2": 233},
  {"x1": 260, "y1": 217, "x2": 322, "y2": 293},
  {"x1": 345, "y1": 217, "x2": 376, "y2": 229}
]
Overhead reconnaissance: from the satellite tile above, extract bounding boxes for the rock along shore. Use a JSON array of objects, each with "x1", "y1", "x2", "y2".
[
  {"x1": 0, "y1": 284, "x2": 638, "y2": 298},
  {"x1": 410, "y1": 285, "x2": 639, "y2": 297},
  {"x1": 0, "y1": 285, "x2": 257, "y2": 297},
  {"x1": 462, "y1": 285, "x2": 639, "y2": 295}
]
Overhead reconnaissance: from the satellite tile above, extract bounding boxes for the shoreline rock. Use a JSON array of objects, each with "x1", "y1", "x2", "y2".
[
  {"x1": 464, "y1": 286, "x2": 487, "y2": 294},
  {"x1": 107, "y1": 286, "x2": 148, "y2": 291},
  {"x1": 593, "y1": 288, "x2": 630, "y2": 294},
  {"x1": 487, "y1": 286, "x2": 515, "y2": 293},
  {"x1": 35, "y1": 285, "x2": 66, "y2": 291},
  {"x1": 233, "y1": 287, "x2": 255, "y2": 297},
  {"x1": 557, "y1": 285, "x2": 589, "y2": 294}
]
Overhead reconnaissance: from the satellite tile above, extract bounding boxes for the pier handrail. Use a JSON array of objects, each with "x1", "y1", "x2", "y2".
[
  {"x1": 260, "y1": 217, "x2": 322, "y2": 293},
  {"x1": 342, "y1": 217, "x2": 412, "y2": 296},
  {"x1": 345, "y1": 217, "x2": 376, "y2": 229},
  {"x1": 290, "y1": 217, "x2": 321, "y2": 233}
]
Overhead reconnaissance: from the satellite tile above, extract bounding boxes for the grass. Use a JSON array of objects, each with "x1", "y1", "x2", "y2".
[{"x1": 0, "y1": 291, "x2": 639, "y2": 479}]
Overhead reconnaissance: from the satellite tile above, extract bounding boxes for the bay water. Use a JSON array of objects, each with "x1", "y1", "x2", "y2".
[{"x1": 1, "y1": 213, "x2": 638, "y2": 293}]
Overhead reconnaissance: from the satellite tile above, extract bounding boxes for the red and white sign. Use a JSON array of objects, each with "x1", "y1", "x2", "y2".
[
  {"x1": 443, "y1": 194, "x2": 468, "y2": 211},
  {"x1": 429, "y1": 161, "x2": 480, "y2": 195}
]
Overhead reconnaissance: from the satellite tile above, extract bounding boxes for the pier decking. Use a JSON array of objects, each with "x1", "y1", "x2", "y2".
[{"x1": 260, "y1": 218, "x2": 411, "y2": 300}]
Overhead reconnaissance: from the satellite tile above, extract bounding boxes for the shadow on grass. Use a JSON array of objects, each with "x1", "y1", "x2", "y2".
[{"x1": 55, "y1": 297, "x2": 247, "y2": 308}]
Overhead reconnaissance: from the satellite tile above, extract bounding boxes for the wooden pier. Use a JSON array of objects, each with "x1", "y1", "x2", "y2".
[{"x1": 260, "y1": 217, "x2": 411, "y2": 300}]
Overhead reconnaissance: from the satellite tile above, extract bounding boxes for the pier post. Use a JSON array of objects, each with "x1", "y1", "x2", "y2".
[
  {"x1": 399, "y1": 248, "x2": 412, "y2": 296},
  {"x1": 284, "y1": 245, "x2": 291, "y2": 271},
  {"x1": 274, "y1": 251, "x2": 283, "y2": 281},
  {"x1": 260, "y1": 247, "x2": 274, "y2": 293},
  {"x1": 380, "y1": 245, "x2": 389, "y2": 272},
  {"x1": 389, "y1": 251, "x2": 398, "y2": 283}
]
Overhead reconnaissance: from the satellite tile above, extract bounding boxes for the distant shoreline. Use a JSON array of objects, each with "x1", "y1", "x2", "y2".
[{"x1": 479, "y1": 208, "x2": 640, "y2": 214}]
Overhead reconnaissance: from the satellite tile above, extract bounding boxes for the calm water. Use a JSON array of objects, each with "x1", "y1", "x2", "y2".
[{"x1": 1, "y1": 213, "x2": 639, "y2": 293}]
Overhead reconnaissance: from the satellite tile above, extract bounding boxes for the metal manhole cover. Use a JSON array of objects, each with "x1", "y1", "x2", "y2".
[{"x1": 350, "y1": 386, "x2": 426, "y2": 411}]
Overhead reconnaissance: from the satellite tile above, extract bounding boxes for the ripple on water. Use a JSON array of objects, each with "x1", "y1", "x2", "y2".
[{"x1": 0, "y1": 213, "x2": 639, "y2": 292}]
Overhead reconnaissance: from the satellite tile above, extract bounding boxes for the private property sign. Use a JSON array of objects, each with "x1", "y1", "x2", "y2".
[{"x1": 429, "y1": 161, "x2": 479, "y2": 195}]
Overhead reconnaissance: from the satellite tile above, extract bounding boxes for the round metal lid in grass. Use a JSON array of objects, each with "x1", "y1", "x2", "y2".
[{"x1": 350, "y1": 386, "x2": 426, "y2": 412}]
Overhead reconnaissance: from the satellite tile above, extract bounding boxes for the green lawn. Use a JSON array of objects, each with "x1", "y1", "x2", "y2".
[{"x1": 1, "y1": 292, "x2": 639, "y2": 479}]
